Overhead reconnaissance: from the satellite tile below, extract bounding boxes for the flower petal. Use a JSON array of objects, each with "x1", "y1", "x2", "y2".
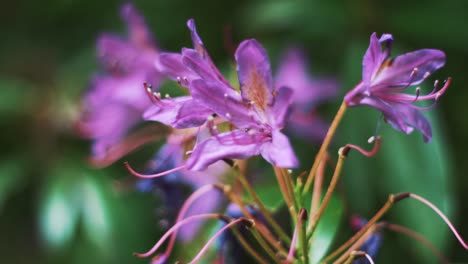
[
  {"x1": 362, "y1": 33, "x2": 389, "y2": 86},
  {"x1": 182, "y1": 48, "x2": 224, "y2": 83},
  {"x1": 186, "y1": 19, "x2": 228, "y2": 85},
  {"x1": 143, "y1": 96, "x2": 211, "y2": 128},
  {"x1": 186, "y1": 130, "x2": 264, "y2": 171},
  {"x1": 286, "y1": 110, "x2": 328, "y2": 143},
  {"x1": 261, "y1": 130, "x2": 298, "y2": 168},
  {"x1": 190, "y1": 79, "x2": 255, "y2": 128},
  {"x1": 120, "y1": 3, "x2": 155, "y2": 49},
  {"x1": 235, "y1": 39, "x2": 274, "y2": 111},
  {"x1": 156, "y1": 52, "x2": 199, "y2": 83},
  {"x1": 393, "y1": 104, "x2": 432, "y2": 142},
  {"x1": 358, "y1": 96, "x2": 413, "y2": 135},
  {"x1": 373, "y1": 49, "x2": 445, "y2": 90},
  {"x1": 276, "y1": 48, "x2": 338, "y2": 107},
  {"x1": 97, "y1": 34, "x2": 140, "y2": 73},
  {"x1": 267, "y1": 86, "x2": 293, "y2": 128}
]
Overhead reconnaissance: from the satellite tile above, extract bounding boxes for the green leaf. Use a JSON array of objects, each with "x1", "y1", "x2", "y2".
[
  {"x1": 39, "y1": 169, "x2": 81, "y2": 250},
  {"x1": 309, "y1": 194, "x2": 344, "y2": 264},
  {"x1": 80, "y1": 174, "x2": 112, "y2": 253}
]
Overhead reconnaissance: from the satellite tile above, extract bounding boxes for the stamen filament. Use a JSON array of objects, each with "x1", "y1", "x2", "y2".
[
  {"x1": 409, "y1": 193, "x2": 468, "y2": 250},
  {"x1": 188, "y1": 218, "x2": 251, "y2": 264},
  {"x1": 133, "y1": 213, "x2": 227, "y2": 258},
  {"x1": 124, "y1": 162, "x2": 186, "y2": 178},
  {"x1": 379, "y1": 222, "x2": 448, "y2": 264},
  {"x1": 164, "y1": 184, "x2": 223, "y2": 257},
  {"x1": 322, "y1": 193, "x2": 409, "y2": 262}
]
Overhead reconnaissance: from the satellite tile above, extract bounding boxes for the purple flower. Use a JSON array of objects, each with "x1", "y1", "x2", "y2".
[
  {"x1": 351, "y1": 216, "x2": 382, "y2": 263},
  {"x1": 276, "y1": 48, "x2": 338, "y2": 142},
  {"x1": 186, "y1": 39, "x2": 298, "y2": 170},
  {"x1": 78, "y1": 3, "x2": 163, "y2": 158},
  {"x1": 151, "y1": 20, "x2": 298, "y2": 170},
  {"x1": 143, "y1": 20, "x2": 221, "y2": 129},
  {"x1": 344, "y1": 33, "x2": 449, "y2": 142},
  {"x1": 135, "y1": 128, "x2": 230, "y2": 241}
]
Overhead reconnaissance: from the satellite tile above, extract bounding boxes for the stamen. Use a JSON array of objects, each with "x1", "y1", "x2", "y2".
[
  {"x1": 134, "y1": 213, "x2": 228, "y2": 258},
  {"x1": 423, "y1": 71, "x2": 431, "y2": 79},
  {"x1": 225, "y1": 113, "x2": 232, "y2": 119},
  {"x1": 412, "y1": 87, "x2": 421, "y2": 103},
  {"x1": 409, "y1": 193, "x2": 468, "y2": 250},
  {"x1": 413, "y1": 77, "x2": 451, "y2": 101},
  {"x1": 188, "y1": 218, "x2": 252, "y2": 264},
  {"x1": 124, "y1": 162, "x2": 186, "y2": 179},
  {"x1": 164, "y1": 185, "x2": 223, "y2": 258},
  {"x1": 342, "y1": 136, "x2": 381, "y2": 157},
  {"x1": 379, "y1": 222, "x2": 449, "y2": 263},
  {"x1": 144, "y1": 83, "x2": 162, "y2": 104}
]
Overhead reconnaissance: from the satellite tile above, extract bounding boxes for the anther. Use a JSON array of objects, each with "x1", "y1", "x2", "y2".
[
  {"x1": 225, "y1": 113, "x2": 231, "y2": 119},
  {"x1": 423, "y1": 71, "x2": 431, "y2": 79}
]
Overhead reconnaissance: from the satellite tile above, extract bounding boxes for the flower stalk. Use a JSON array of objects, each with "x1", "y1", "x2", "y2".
[{"x1": 303, "y1": 101, "x2": 347, "y2": 195}]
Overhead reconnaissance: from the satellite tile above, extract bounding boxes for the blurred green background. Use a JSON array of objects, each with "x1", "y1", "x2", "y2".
[{"x1": 1, "y1": 0, "x2": 467, "y2": 263}]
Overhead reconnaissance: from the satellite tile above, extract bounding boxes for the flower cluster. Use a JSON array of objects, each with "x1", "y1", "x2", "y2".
[{"x1": 76, "y1": 3, "x2": 464, "y2": 264}]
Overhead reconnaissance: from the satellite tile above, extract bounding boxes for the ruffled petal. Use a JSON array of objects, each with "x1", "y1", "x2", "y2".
[
  {"x1": 143, "y1": 96, "x2": 211, "y2": 128},
  {"x1": 186, "y1": 130, "x2": 264, "y2": 171},
  {"x1": 261, "y1": 130, "x2": 298, "y2": 168},
  {"x1": 373, "y1": 49, "x2": 445, "y2": 90},
  {"x1": 190, "y1": 79, "x2": 255, "y2": 128},
  {"x1": 235, "y1": 39, "x2": 275, "y2": 111}
]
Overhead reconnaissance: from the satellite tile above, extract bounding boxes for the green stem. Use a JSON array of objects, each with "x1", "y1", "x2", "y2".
[{"x1": 303, "y1": 101, "x2": 347, "y2": 195}]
